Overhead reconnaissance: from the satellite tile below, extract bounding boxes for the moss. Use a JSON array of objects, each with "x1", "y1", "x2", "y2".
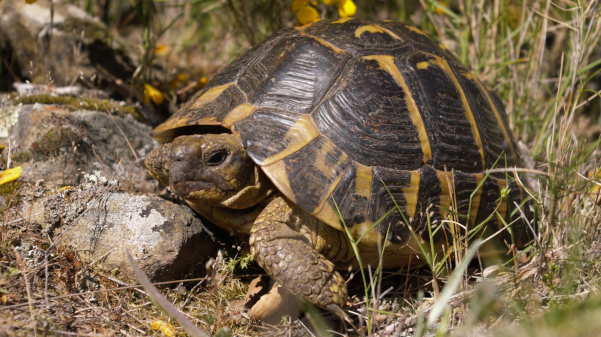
[
  {"x1": 12, "y1": 126, "x2": 86, "y2": 164},
  {"x1": 10, "y1": 151, "x2": 31, "y2": 164},
  {"x1": 13, "y1": 94, "x2": 145, "y2": 122},
  {"x1": 31, "y1": 127, "x2": 85, "y2": 161}
]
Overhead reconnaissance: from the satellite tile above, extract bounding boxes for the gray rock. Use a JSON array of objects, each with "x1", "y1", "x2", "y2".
[
  {"x1": 2, "y1": 103, "x2": 158, "y2": 192},
  {"x1": 38, "y1": 184, "x2": 225, "y2": 282},
  {"x1": 0, "y1": 0, "x2": 138, "y2": 87}
]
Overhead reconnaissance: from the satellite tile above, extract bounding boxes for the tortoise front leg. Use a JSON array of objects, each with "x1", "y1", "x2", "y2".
[{"x1": 249, "y1": 196, "x2": 351, "y2": 320}]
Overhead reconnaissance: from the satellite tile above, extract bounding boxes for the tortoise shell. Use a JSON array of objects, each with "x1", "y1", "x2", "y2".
[{"x1": 151, "y1": 18, "x2": 532, "y2": 246}]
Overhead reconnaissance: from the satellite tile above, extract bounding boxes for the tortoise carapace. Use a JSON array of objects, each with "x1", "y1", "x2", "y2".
[{"x1": 145, "y1": 18, "x2": 533, "y2": 320}]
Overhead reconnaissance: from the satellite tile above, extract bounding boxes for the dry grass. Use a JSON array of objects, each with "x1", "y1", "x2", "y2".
[{"x1": 1, "y1": 0, "x2": 601, "y2": 336}]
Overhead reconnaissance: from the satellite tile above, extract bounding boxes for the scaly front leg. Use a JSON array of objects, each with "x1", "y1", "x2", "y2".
[{"x1": 249, "y1": 196, "x2": 351, "y2": 320}]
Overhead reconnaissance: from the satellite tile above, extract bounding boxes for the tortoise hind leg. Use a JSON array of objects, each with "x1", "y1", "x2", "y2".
[{"x1": 249, "y1": 196, "x2": 351, "y2": 321}]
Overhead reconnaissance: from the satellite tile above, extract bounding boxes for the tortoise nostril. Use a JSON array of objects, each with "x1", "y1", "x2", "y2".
[
  {"x1": 171, "y1": 147, "x2": 188, "y2": 161},
  {"x1": 206, "y1": 150, "x2": 229, "y2": 166}
]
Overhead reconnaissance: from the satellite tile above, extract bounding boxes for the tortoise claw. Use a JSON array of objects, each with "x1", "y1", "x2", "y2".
[{"x1": 326, "y1": 303, "x2": 357, "y2": 330}]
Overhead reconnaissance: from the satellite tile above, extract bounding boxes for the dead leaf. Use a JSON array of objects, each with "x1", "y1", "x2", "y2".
[
  {"x1": 249, "y1": 282, "x2": 289, "y2": 320},
  {"x1": 243, "y1": 276, "x2": 268, "y2": 309}
]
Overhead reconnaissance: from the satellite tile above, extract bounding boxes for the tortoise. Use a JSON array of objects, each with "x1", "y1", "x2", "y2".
[{"x1": 145, "y1": 18, "x2": 533, "y2": 320}]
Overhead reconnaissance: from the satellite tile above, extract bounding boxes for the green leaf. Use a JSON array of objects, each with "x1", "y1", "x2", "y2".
[{"x1": 213, "y1": 327, "x2": 232, "y2": 337}]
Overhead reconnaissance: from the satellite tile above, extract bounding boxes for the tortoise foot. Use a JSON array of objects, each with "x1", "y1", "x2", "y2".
[{"x1": 249, "y1": 197, "x2": 348, "y2": 315}]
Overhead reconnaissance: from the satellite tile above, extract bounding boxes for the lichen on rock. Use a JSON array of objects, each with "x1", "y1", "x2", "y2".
[
  {"x1": 0, "y1": 106, "x2": 20, "y2": 138},
  {"x1": 40, "y1": 184, "x2": 227, "y2": 281}
]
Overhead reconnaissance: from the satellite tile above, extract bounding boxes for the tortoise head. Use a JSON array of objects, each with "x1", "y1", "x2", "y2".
[{"x1": 145, "y1": 133, "x2": 263, "y2": 208}]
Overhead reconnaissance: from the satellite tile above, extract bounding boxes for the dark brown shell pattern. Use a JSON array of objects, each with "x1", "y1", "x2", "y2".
[{"x1": 151, "y1": 18, "x2": 534, "y2": 246}]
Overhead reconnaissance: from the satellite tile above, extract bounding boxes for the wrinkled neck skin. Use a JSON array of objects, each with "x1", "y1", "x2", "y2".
[
  {"x1": 186, "y1": 166, "x2": 279, "y2": 235},
  {"x1": 145, "y1": 133, "x2": 277, "y2": 234}
]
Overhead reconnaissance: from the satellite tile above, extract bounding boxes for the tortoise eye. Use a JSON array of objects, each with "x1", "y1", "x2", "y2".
[{"x1": 206, "y1": 150, "x2": 229, "y2": 166}]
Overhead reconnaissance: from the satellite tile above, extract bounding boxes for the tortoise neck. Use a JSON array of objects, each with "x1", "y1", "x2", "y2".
[{"x1": 217, "y1": 165, "x2": 278, "y2": 209}]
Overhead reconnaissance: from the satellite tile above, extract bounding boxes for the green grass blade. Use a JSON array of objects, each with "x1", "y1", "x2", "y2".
[{"x1": 426, "y1": 239, "x2": 483, "y2": 328}]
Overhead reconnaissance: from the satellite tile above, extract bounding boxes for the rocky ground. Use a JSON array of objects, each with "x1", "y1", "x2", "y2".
[
  {"x1": 0, "y1": 90, "x2": 264, "y2": 335},
  {"x1": 0, "y1": 1, "x2": 243, "y2": 331}
]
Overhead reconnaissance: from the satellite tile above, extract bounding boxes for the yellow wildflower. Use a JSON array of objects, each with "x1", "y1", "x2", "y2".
[
  {"x1": 323, "y1": 0, "x2": 341, "y2": 5},
  {"x1": 177, "y1": 73, "x2": 188, "y2": 82},
  {"x1": 296, "y1": 5, "x2": 320, "y2": 25},
  {"x1": 338, "y1": 0, "x2": 356, "y2": 17},
  {"x1": 290, "y1": 0, "x2": 310, "y2": 14},
  {"x1": 0, "y1": 167, "x2": 21, "y2": 186},
  {"x1": 169, "y1": 73, "x2": 189, "y2": 89},
  {"x1": 194, "y1": 76, "x2": 209, "y2": 90},
  {"x1": 151, "y1": 320, "x2": 175, "y2": 337},
  {"x1": 144, "y1": 84, "x2": 164, "y2": 105},
  {"x1": 155, "y1": 43, "x2": 169, "y2": 56},
  {"x1": 435, "y1": 1, "x2": 448, "y2": 15}
]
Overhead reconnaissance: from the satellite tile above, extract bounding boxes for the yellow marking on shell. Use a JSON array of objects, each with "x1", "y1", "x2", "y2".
[
  {"x1": 362, "y1": 55, "x2": 432, "y2": 164},
  {"x1": 355, "y1": 25, "x2": 384, "y2": 38},
  {"x1": 201, "y1": 116, "x2": 220, "y2": 124},
  {"x1": 222, "y1": 103, "x2": 257, "y2": 128},
  {"x1": 314, "y1": 140, "x2": 348, "y2": 178},
  {"x1": 460, "y1": 70, "x2": 474, "y2": 80},
  {"x1": 190, "y1": 83, "x2": 234, "y2": 109},
  {"x1": 295, "y1": 21, "x2": 317, "y2": 31},
  {"x1": 151, "y1": 114, "x2": 222, "y2": 141},
  {"x1": 469, "y1": 174, "x2": 484, "y2": 226},
  {"x1": 151, "y1": 80, "x2": 233, "y2": 141},
  {"x1": 475, "y1": 79, "x2": 516, "y2": 160},
  {"x1": 496, "y1": 179, "x2": 508, "y2": 228},
  {"x1": 302, "y1": 33, "x2": 346, "y2": 53},
  {"x1": 406, "y1": 25, "x2": 427, "y2": 36},
  {"x1": 402, "y1": 171, "x2": 420, "y2": 220},
  {"x1": 375, "y1": 24, "x2": 403, "y2": 40},
  {"x1": 311, "y1": 140, "x2": 350, "y2": 213},
  {"x1": 332, "y1": 17, "x2": 355, "y2": 24},
  {"x1": 261, "y1": 115, "x2": 321, "y2": 166},
  {"x1": 261, "y1": 161, "x2": 296, "y2": 204},
  {"x1": 313, "y1": 202, "x2": 345, "y2": 232},
  {"x1": 416, "y1": 61, "x2": 429, "y2": 69},
  {"x1": 435, "y1": 170, "x2": 452, "y2": 221},
  {"x1": 354, "y1": 164, "x2": 373, "y2": 199},
  {"x1": 353, "y1": 219, "x2": 379, "y2": 246},
  {"x1": 438, "y1": 43, "x2": 446, "y2": 50},
  {"x1": 430, "y1": 56, "x2": 486, "y2": 170}
]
